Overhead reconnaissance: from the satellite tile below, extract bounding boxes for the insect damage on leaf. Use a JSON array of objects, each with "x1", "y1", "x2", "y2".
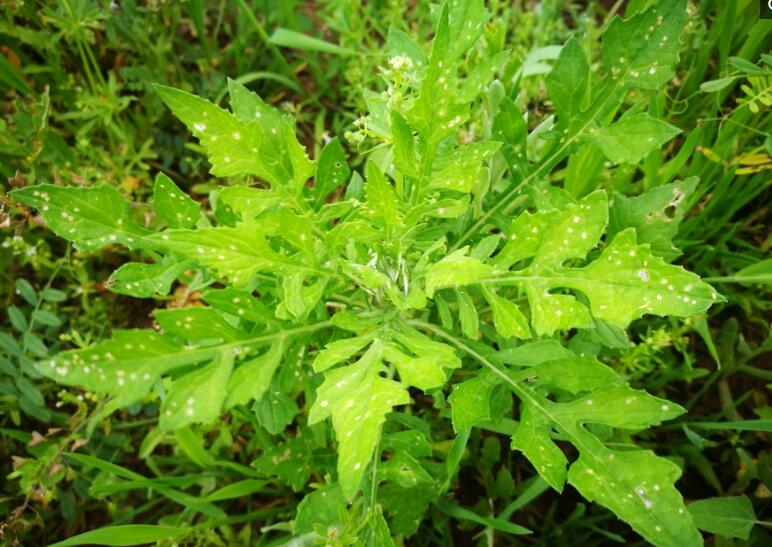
[{"x1": 13, "y1": 0, "x2": 724, "y2": 544}]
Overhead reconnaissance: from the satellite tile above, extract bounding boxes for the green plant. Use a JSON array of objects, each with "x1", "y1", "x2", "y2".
[{"x1": 9, "y1": 1, "x2": 754, "y2": 545}]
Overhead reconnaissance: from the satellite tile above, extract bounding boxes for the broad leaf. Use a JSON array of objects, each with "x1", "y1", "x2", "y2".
[
  {"x1": 688, "y1": 496, "x2": 756, "y2": 540},
  {"x1": 252, "y1": 435, "x2": 315, "y2": 491},
  {"x1": 586, "y1": 113, "x2": 681, "y2": 164},
  {"x1": 314, "y1": 137, "x2": 350, "y2": 205},
  {"x1": 448, "y1": 370, "x2": 500, "y2": 432},
  {"x1": 108, "y1": 256, "x2": 195, "y2": 297},
  {"x1": 151, "y1": 173, "x2": 201, "y2": 229},
  {"x1": 225, "y1": 340, "x2": 286, "y2": 409},
  {"x1": 253, "y1": 389, "x2": 298, "y2": 434},
  {"x1": 313, "y1": 331, "x2": 378, "y2": 373},
  {"x1": 482, "y1": 286, "x2": 531, "y2": 340},
  {"x1": 34, "y1": 330, "x2": 201, "y2": 405},
  {"x1": 365, "y1": 161, "x2": 402, "y2": 234},
  {"x1": 547, "y1": 36, "x2": 589, "y2": 122},
  {"x1": 424, "y1": 249, "x2": 495, "y2": 297},
  {"x1": 160, "y1": 352, "x2": 233, "y2": 431},
  {"x1": 154, "y1": 307, "x2": 246, "y2": 342}
]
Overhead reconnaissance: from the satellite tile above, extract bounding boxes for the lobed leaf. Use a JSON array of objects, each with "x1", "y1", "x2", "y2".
[
  {"x1": 436, "y1": 191, "x2": 720, "y2": 336},
  {"x1": 498, "y1": 349, "x2": 703, "y2": 546},
  {"x1": 608, "y1": 178, "x2": 698, "y2": 261},
  {"x1": 308, "y1": 342, "x2": 410, "y2": 499}
]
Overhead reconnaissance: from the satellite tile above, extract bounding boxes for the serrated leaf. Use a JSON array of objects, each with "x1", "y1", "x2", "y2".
[
  {"x1": 160, "y1": 352, "x2": 233, "y2": 431},
  {"x1": 586, "y1": 113, "x2": 681, "y2": 164},
  {"x1": 11, "y1": 184, "x2": 149, "y2": 252},
  {"x1": 496, "y1": 340, "x2": 574, "y2": 366},
  {"x1": 33, "y1": 330, "x2": 200, "y2": 405},
  {"x1": 391, "y1": 325, "x2": 461, "y2": 371},
  {"x1": 408, "y1": 5, "x2": 465, "y2": 145},
  {"x1": 376, "y1": 451, "x2": 433, "y2": 488},
  {"x1": 365, "y1": 162, "x2": 402, "y2": 232},
  {"x1": 154, "y1": 81, "x2": 312, "y2": 189},
  {"x1": 385, "y1": 28, "x2": 427, "y2": 66},
  {"x1": 109, "y1": 256, "x2": 195, "y2": 298},
  {"x1": 294, "y1": 483, "x2": 345, "y2": 534},
  {"x1": 380, "y1": 483, "x2": 435, "y2": 536},
  {"x1": 252, "y1": 435, "x2": 315, "y2": 491},
  {"x1": 492, "y1": 96, "x2": 530, "y2": 178},
  {"x1": 278, "y1": 273, "x2": 326, "y2": 320},
  {"x1": 151, "y1": 173, "x2": 201, "y2": 229},
  {"x1": 202, "y1": 288, "x2": 275, "y2": 324},
  {"x1": 458, "y1": 50, "x2": 508, "y2": 103},
  {"x1": 148, "y1": 223, "x2": 319, "y2": 286},
  {"x1": 427, "y1": 142, "x2": 501, "y2": 193},
  {"x1": 511, "y1": 402, "x2": 568, "y2": 491},
  {"x1": 601, "y1": 0, "x2": 687, "y2": 90},
  {"x1": 391, "y1": 112, "x2": 419, "y2": 178},
  {"x1": 561, "y1": 228, "x2": 719, "y2": 327},
  {"x1": 313, "y1": 332, "x2": 378, "y2": 373},
  {"x1": 212, "y1": 186, "x2": 283, "y2": 226},
  {"x1": 382, "y1": 345, "x2": 446, "y2": 391},
  {"x1": 225, "y1": 340, "x2": 286, "y2": 409},
  {"x1": 154, "y1": 307, "x2": 246, "y2": 343},
  {"x1": 567, "y1": 446, "x2": 700, "y2": 546},
  {"x1": 446, "y1": 0, "x2": 490, "y2": 60},
  {"x1": 381, "y1": 430, "x2": 433, "y2": 459}
]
